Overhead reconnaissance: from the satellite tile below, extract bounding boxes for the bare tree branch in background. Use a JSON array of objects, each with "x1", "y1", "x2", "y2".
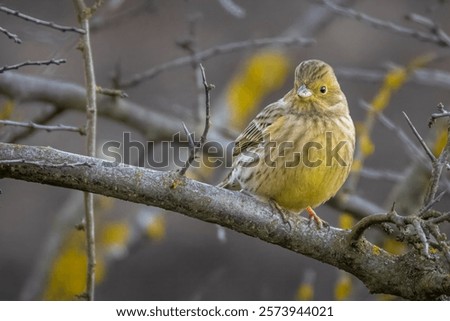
[
  {"x1": 5, "y1": 108, "x2": 65, "y2": 143},
  {"x1": 0, "y1": 119, "x2": 85, "y2": 135},
  {"x1": 0, "y1": 25, "x2": 22, "y2": 43},
  {"x1": 119, "y1": 37, "x2": 315, "y2": 88},
  {"x1": 73, "y1": 0, "x2": 100, "y2": 301},
  {"x1": 319, "y1": 0, "x2": 450, "y2": 47},
  {"x1": 217, "y1": 0, "x2": 246, "y2": 18},
  {"x1": 0, "y1": 73, "x2": 184, "y2": 142},
  {"x1": 0, "y1": 59, "x2": 66, "y2": 73},
  {"x1": 336, "y1": 66, "x2": 450, "y2": 89},
  {"x1": 178, "y1": 64, "x2": 212, "y2": 176},
  {"x1": 0, "y1": 5, "x2": 85, "y2": 34}
]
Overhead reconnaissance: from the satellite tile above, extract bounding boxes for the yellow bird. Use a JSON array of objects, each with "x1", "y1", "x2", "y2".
[{"x1": 219, "y1": 59, "x2": 355, "y2": 227}]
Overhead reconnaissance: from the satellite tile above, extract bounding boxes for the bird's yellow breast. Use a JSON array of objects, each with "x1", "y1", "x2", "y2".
[{"x1": 249, "y1": 114, "x2": 354, "y2": 211}]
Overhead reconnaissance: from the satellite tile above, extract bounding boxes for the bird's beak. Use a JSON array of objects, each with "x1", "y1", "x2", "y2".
[{"x1": 297, "y1": 84, "x2": 312, "y2": 98}]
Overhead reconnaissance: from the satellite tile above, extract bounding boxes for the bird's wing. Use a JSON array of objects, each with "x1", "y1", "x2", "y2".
[{"x1": 232, "y1": 101, "x2": 285, "y2": 157}]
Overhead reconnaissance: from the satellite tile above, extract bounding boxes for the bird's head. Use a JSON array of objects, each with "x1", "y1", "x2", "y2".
[{"x1": 292, "y1": 59, "x2": 345, "y2": 110}]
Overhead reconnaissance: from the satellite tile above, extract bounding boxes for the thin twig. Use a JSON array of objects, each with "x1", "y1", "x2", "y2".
[
  {"x1": 178, "y1": 122, "x2": 196, "y2": 176},
  {"x1": 120, "y1": 36, "x2": 315, "y2": 88},
  {"x1": 423, "y1": 104, "x2": 450, "y2": 206},
  {"x1": 90, "y1": 1, "x2": 155, "y2": 32},
  {"x1": 405, "y1": 13, "x2": 436, "y2": 29},
  {"x1": 319, "y1": 0, "x2": 450, "y2": 47},
  {"x1": 178, "y1": 64, "x2": 213, "y2": 176},
  {"x1": 198, "y1": 65, "x2": 212, "y2": 145},
  {"x1": 337, "y1": 66, "x2": 450, "y2": 90},
  {"x1": 0, "y1": 159, "x2": 93, "y2": 168},
  {"x1": 418, "y1": 190, "x2": 446, "y2": 217},
  {"x1": 403, "y1": 109, "x2": 448, "y2": 209},
  {"x1": 430, "y1": 212, "x2": 450, "y2": 224},
  {"x1": 402, "y1": 111, "x2": 436, "y2": 162},
  {"x1": 0, "y1": 119, "x2": 85, "y2": 135},
  {"x1": 360, "y1": 167, "x2": 404, "y2": 182},
  {"x1": 96, "y1": 86, "x2": 128, "y2": 98},
  {"x1": 360, "y1": 101, "x2": 427, "y2": 165},
  {"x1": 73, "y1": 0, "x2": 97, "y2": 301},
  {"x1": 405, "y1": 13, "x2": 450, "y2": 46},
  {"x1": 0, "y1": 26, "x2": 22, "y2": 43},
  {"x1": 429, "y1": 103, "x2": 449, "y2": 127},
  {"x1": 0, "y1": 5, "x2": 85, "y2": 34},
  {"x1": 217, "y1": 0, "x2": 246, "y2": 18},
  {"x1": 7, "y1": 109, "x2": 65, "y2": 143},
  {"x1": 177, "y1": 11, "x2": 203, "y2": 123},
  {"x1": 0, "y1": 59, "x2": 66, "y2": 73}
]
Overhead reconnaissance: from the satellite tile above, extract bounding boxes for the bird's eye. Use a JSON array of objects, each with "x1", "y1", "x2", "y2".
[{"x1": 320, "y1": 86, "x2": 327, "y2": 94}]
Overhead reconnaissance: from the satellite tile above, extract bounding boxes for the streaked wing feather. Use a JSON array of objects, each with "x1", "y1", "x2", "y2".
[{"x1": 232, "y1": 102, "x2": 284, "y2": 156}]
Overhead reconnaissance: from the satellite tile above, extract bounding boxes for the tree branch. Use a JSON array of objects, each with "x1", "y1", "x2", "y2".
[
  {"x1": 0, "y1": 72, "x2": 183, "y2": 142},
  {"x1": 402, "y1": 111, "x2": 436, "y2": 162},
  {"x1": 424, "y1": 104, "x2": 450, "y2": 208},
  {"x1": 336, "y1": 66, "x2": 450, "y2": 90},
  {"x1": 179, "y1": 64, "x2": 213, "y2": 176},
  {"x1": 319, "y1": 0, "x2": 450, "y2": 47},
  {"x1": 0, "y1": 5, "x2": 85, "y2": 34},
  {"x1": 6, "y1": 108, "x2": 65, "y2": 143},
  {"x1": 1, "y1": 142, "x2": 449, "y2": 300},
  {"x1": 0, "y1": 59, "x2": 66, "y2": 73},
  {"x1": 73, "y1": 0, "x2": 98, "y2": 301},
  {"x1": 0, "y1": 119, "x2": 85, "y2": 135},
  {"x1": 0, "y1": 26, "x2": 22, "y2": 43},
  {"x1": 120, "y1": 36, "x2": 315, "y2": 88}
]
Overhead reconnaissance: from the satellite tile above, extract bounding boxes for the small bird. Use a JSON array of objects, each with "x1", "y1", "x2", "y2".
[{"x1": 219, "y1": 59, "x2": 355, "y2": 227}]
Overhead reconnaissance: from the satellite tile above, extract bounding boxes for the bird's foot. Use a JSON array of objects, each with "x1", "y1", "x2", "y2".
[
  {"x1": 269, "y1": 199, "x2": 292, "y2": 230},
  {"x1": 306, "y1": 206, "x2": 328, "y2": 229}
]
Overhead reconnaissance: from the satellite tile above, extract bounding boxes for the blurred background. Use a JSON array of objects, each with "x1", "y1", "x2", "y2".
[{"x1": 1, "y1": 0, "x2": 450, "y2": 300}]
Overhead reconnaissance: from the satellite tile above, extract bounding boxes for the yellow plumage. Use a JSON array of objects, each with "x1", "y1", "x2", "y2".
[{"x1": 219, "y1": 60, "x2": 355, "y2": 225}]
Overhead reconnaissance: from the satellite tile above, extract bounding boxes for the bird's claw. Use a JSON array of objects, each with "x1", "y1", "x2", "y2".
[{"x1": 306, "y1": 206, "x2": 328, "y2": 229}]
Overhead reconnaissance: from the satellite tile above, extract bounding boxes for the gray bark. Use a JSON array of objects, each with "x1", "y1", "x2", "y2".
[{"x1": 0, "y1": 142, "x2": 449, "y2": 300}]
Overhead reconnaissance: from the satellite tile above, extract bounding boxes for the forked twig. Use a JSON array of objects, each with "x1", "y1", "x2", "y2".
[{"x1": 178, "y1": 64, "x2": 213, "y2": 176}]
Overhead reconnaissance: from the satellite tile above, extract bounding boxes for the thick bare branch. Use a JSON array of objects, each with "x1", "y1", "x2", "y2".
[
  {"x1": 0, "y1": 143, "x2": 449, "y2": 300},
  {"x1": 0, "y1": 73, "x2": 427, "y2": 222}
]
